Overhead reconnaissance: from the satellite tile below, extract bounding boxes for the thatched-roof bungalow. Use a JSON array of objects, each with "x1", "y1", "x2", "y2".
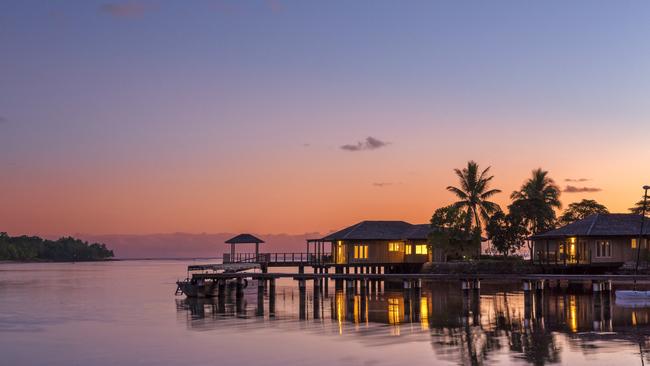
[{"x1": 531, "y1": 213, "x2": 650, "y2": 268}]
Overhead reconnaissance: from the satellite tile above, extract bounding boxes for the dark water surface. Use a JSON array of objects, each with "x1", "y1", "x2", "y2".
[{"x1": 1, "y1": 260, "x2": 650, "y2": 365}]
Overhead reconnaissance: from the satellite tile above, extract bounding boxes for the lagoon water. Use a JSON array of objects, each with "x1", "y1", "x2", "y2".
[{"x1": 1, "y1": 260, "x2": 650, "y2": 365}]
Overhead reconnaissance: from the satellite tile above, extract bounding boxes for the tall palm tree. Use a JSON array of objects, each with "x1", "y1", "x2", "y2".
[
  {"x1": 509, "y1": 168, "x2": 562, "y2": 234},
  {"x1": 446, "y1": 161, "x2": 502, "y2": 235}
]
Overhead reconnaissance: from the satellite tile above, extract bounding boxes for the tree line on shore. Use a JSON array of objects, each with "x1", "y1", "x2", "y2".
[
  {"x1": 0, "y1": 233, "x2": 114, "y2": 261},
  {"x1": 429, "y1": 161, "x2": 647, "y2": 260}
]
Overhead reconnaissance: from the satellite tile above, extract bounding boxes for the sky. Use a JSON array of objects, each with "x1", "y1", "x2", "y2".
[{"x1": 1, "y1": 0, "x2": 649, "y2": 237}]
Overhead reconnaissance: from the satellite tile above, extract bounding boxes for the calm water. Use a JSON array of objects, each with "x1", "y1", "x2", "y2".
[{"x1": 1, "y1": 261, "x2": 650, "y2": 365}]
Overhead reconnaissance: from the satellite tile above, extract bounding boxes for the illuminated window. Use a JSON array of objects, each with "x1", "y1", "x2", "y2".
[
  {"x1": 405, "y1": 244, "x2": 412, "y2": 255},
  {"x1": 632, "y1": 239, "x2": 638, "y2": 249},
  {"x1": 596, "y1": 240, "x2": 611, "y2": 257},
  {"x1": 415, "y1": 244, "x2": 428, "y2": 255},
  {"x1": 388, "y1": 242, "x2": 402, "y2": 252},
  {"x1": 354, "y1": 244, "x2": 368, "y2": 259}
]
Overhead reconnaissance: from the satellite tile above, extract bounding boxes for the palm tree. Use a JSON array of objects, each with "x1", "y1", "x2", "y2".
[
  {"x1": 446, "y1": 161, "x2": 502, "y2": 235},
  {"x1": 509, "y1": 168, "x2": 561, "y2": 234}
]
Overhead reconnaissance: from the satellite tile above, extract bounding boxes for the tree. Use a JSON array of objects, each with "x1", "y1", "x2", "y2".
[
  {"x1": 510, "y1": 169, "x2": 561, "y2": 261},
  {"x1": 429, "y1": 205, "x2": 481, "y2": 260},
  {"x1": 446, "y1": 160, "x2": 502, "y2": 236},
  {"x1": 630, "y1": 197, "x2": 650, "y2": 216},
  {"x1": 559, "y1": 199, "x2": 609, "y2": 225},
  {"x1": 486, "y1": 210, "x2": 528, "y2": 257}
]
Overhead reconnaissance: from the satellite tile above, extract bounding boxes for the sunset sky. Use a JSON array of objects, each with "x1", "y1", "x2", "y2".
[{"x1": 1, "y1": 1, "x2": 649, "y2": 237}]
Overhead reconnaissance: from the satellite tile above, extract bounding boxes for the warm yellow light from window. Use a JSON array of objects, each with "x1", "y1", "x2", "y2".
[
  {"x1": 388, "y1": 242, "x2": 402, "y2": 252},
  {"x1": 633, "y1": 311, "x2": 638, "y2": 326},
  {"x1": 420, "y1": 297, "x2": 429, "y2": 330},
  {"x1": 415, "y1": 244, "x2": 428, "y2": 255},
  {"x1": 570, "y1": 237, "x2": 576, "y2": 244},
  {"x1": 354, "y1": 244, "x2": 368, "y2": 259},
  {"x1": 336, "y1": 291, "x2": 344, "y2": 334},
  {"x1": 405, "y1": 245, "x2": 412, "y2": 255},
  {"x1": 632, "y1": 239, "x2": 637, "y2": 249},
  {"x1": 388, "y1": 298, "x2": 401, "y2": 325},
  {"x1": 569, "y1": 296, "x2": 577, "y2": 332},
  {"x1": 353, "y1": 295, "x2": 360, "y2": 324}
]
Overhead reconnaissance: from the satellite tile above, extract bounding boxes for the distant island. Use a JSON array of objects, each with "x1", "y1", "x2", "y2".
[{"x1": 0, "y1": 232, "x2": 114, "y2": 262}]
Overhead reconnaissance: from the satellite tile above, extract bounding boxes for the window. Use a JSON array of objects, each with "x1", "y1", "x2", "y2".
[
  {"x1": 405, "y1": 244, "x2": 412, "y2": 255},
  {"x1": 388, "y1": 242, "x2": 403, "y2": 252},
  {"x1": 596, "y1": 240, "x2": 611, "y2": 258},
  {"x1": 415, "y1": 244, "x2": 428, "y2": 255},
  {"x1": 632, "y1": 238, "x2": 638, "y2": 249},
  {"x1": 354, "y1": 244, "x2": 368, "y2": 259}
]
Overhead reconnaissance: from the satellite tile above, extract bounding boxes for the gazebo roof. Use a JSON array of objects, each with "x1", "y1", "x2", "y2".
[{"x1": 225, "y1": 233, "x2": 265, "y2": 244}]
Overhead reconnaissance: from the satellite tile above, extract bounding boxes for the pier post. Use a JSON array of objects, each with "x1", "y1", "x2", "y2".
[
  {"x1": 461, "y1": 282, "x2": 470, "y2": 324},
  {"x1": 359, "y1": 278, "x2": 368, "y2": 296},
  {"x1": 593, "y1": 290, "x2": 602, "y2": 331},
  {"x1": 592, "y1": 281, "x2": 602, "y2": 292},
  {"x1": 236, "y1": 277, "x2": 244, "y2": 298},
  {"x1": 346, "y1": 279, "x2": 355, "y2": 293},
  {"x1": 257, "y1": 279, "x2": 265, "y2": 316},
  {"x1": 313, "y1": 279, "x2": 321, "y2": 319},
  {"x1": 461, "y1": 280, "x2": 471, "y2": 294},
  {"x1": 298, "y1": 279, "x2": 307, "y2": 320},
  {"x1": 269, "y1": 278, "x2": 276, "y2": 316},
  {"x1": 218, "y1": 280, "x2": 226, "y2": 298},
  {"x1": 299, "y1": 266, "x2": 305, "y2": 274}
]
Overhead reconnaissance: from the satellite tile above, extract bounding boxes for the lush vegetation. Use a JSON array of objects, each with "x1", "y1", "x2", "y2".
[
  {"x1": 485, "y1": 210, "x2": 527, "y2": 257},
  {"x1": 429, "y1": 205, "x2": 481, "y2": 259},
  {"x1": 558, "y1": 199, "x2": 609, "y2": 225},
  {"x1": 630, "y1": 195, "x2": 650, "y2": 215},
  {"x1": 432, "y1": 162, "x2": 647, "y2": 262},
  {"x1": 0, "y1": 233, "x2": 114, "y2": 261}
]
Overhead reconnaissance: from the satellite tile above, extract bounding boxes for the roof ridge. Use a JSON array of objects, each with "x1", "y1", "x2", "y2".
[
  {"x1": 586, "y1": 213, "x2": 599, "y2": 236},
  {"x1": 341, "y1": 221, "x2": 366, "y2": 239}
]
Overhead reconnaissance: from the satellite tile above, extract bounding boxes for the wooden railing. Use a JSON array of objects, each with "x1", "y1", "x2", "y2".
[{"x1": 223, "y1": 252, "x2": 332, "y2": 265}]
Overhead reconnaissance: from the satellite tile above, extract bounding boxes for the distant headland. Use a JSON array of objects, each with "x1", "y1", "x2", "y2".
[{"x1": 0, "y1": 232, "x2": 114, "y2": 262}]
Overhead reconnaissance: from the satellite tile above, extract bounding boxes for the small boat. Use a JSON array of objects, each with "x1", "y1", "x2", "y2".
[
  {"x1": 615, "y1": 290, "x2": 650, "y2": 299},
  {"x1": 175, "y1": 263, "x2": 258, "y2": 298},
  {"x1": 176, "y1": 278, "x2": 219, "y2": 298}
]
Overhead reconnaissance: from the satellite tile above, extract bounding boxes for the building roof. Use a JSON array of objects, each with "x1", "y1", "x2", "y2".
[
  {"x1": 531, "y1": 214, "x2": 650, "y2": 240},
  {"x1": 225, "y1": 233, "x2": 265, "y2": 244},
  {"x1": 320, "y1": 221, "x2": 432, "y2": 241}
]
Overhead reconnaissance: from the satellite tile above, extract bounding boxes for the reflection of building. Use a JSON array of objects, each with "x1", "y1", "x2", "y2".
[
  {"x1": 175, "y1": 281, "x2": 650, "y2": 366},
  {"x1": 531, "y1": 214, "x2": 650, "y2": 268}
]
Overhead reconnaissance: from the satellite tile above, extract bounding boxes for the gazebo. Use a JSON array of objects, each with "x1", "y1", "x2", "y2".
[{"x1": 224, "y1": 234, "x2": 265, "y2": 263}]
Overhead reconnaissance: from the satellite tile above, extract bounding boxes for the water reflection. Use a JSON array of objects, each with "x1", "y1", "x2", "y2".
[{"x1": 176, "y1": 280, "x2": 650, "y2": 365}]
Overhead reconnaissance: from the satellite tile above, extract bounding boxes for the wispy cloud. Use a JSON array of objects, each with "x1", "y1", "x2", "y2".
[
  {"x1": 565, "y1": 178, "x2": 590, "y2": 182},
  {"x1": 563, "y1": 185, "x2": 602, "y2": 193},
  {"x1": 341, "y1": 136, "x2": 389, "y2": 152},
  {"x1": 100, "y1": 2, "x2": 156, "y2": 18},
  {"x1": 372, "y1": 182, "x2": 393, "y2": 188}
]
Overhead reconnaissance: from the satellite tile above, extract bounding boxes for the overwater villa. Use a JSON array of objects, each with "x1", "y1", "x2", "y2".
[
  {"x1": 531, "y1": 213, "x2": 650, "y2": 269},
  {"x1": 312, "y1": 220, "x2": 446, "y2": 272}
]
